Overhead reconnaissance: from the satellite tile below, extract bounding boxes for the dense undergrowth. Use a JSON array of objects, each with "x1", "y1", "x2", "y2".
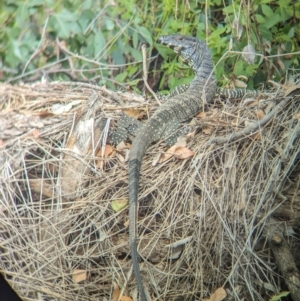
[{"x1": 1, "y1": 0, "x2": 299, "y2": 91}]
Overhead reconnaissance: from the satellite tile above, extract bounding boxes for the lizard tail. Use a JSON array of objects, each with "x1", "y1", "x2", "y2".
[{"x1": 128, "y1": 133, "x2": 151, "y2": 301}]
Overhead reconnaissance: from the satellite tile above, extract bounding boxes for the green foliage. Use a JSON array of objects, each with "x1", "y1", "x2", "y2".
[
  {"x1": 269, "y1": 291, "x2": 290, "y2": 301},
  {"x1": 0, "y1": 0, "x2": 299, "y2": 92}
]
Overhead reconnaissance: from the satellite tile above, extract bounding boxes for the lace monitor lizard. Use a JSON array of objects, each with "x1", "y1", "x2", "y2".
[
  {"x1": 127, "y1": 34, "x2": 216, "y2": 301},
  {"x1": 109, "y1": 34, "x2": 260, "y2": 301}
]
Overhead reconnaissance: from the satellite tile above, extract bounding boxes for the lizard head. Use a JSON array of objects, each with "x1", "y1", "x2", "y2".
[{"x1": 157, "y1": 34, "x2": 206, "y2": 69}]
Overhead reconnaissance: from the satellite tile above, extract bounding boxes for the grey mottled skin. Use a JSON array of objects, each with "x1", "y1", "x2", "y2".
[
  {"x1": 128, "y1": 35, "x2": 216, "y2": 301},
  {"x1": 157, "y1": 82, "x2": 260, "y2": 101}
]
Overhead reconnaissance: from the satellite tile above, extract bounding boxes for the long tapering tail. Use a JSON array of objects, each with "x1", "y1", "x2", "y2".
[{"x1": 128, "y1": 155, "x2": 148, "y2": 301}]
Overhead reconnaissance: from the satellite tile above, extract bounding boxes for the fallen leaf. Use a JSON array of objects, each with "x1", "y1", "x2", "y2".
[
  {"x1": 250, "y1": 131, "x2": 262, "y2": 140},
  {"x1": 277, "y1": 58, "x2": 285, "y2": 70},
  {"x1": 96, "y1": 145, "x2": 115, "y2": 169},
  {"x1": 116, "y1": 141, "x2": 128, "y2": 151},
  {"x1": 232, "y1": 17, "x2": 243, "y2": 40},
  {"x1": 243, "y1": 98, "x2": 259, "y2": 106},
  {"x1": 176, "y1": 136, "x2": 188, "y2": 147},
  {"x1": 112, "y1": 282, "x2": 134, "y2": 301},
  {"x1": 233, "y1": 79, "x2": 247, "y2": 88},
  {"x1": 203, "y1": 127, "x2": 213, "y2": 135},
  {"x1": 212, "y1": 118, "x2": 230, "y2": 126},
  {"x1": 104, "y1": 144, "x2": 115, "y2": 157},
  {"x1": 72, "y1": 269, "x2": 87, "y2": 283},
  {"x1": 158, "y1": 143, "x2": 194, "y2": 163},
  {"x1": 242, "y1": 44, "x2": 256, "y2": 65},
  {"x1": 203, "y1": 287, "x2": 227, "y2": 301},
  {"x1": 196, "y1": 111, "x2": 206, "y2": 118},
  {"x1": 116, "y1": 152, "x2": 126, "y2": 163},
  {"x1": 111, "y1": 199, "x2": 128, "y2": 212},
  {"x1": 158, "y1": 144, "x2": 179, "y2": 163},
  {"x1": 30, "y1": 129, "x2": 40, "y2": 138},
  {"x1": 124, "y1": 219, "x2": 130, "y2": 228},
  {"x1": 256, "y1": 109, "x2": 265, "y2": 119},
  {"x1": 38, "y1": 110, "x2": 54, "y2": 118},
  {"x1": 173, "y1": 147, "x2": 195, "y2": 159},
  {"x1": 123, "y1": 108, "x2": 145, "y2": 119},
  {"x1": 236, "y1": 75, "x2": 249, "y2": 82},
  {"x1": 295, "y1": 111, "x2": 300, "y2": 119}
]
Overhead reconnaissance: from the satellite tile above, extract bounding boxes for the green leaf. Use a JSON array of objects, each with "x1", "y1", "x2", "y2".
[
  {"x1": 255, "y1": 14, "x2": 266, "y2": 24},
  {"x1": 114, "y1": 71, "x2": 128, "y2": 83},
  {"x1": 111, "y1": 199, "x2": 128, "y2": 212},
  {"x1": 132, "y1": 31, "x2": 139, "y2": 49},
  {"x1": 93, "y1": 31, "x2": 106, "y2": 58},
  {"x1": 288, "y1": 27, "x2": 295, "y2": 37},
  {"x1": 50, "y1": 10, "x2": 80, "y2": 39},
  {"x1": 261, "y1": 4, "x2": 273, "y2": 17},
  {"x1": 269, "y1": 291, "x2": 290, "y2": 301},
  {"x1": 129, "y1": 47, "x2": 142, "y2": 61},
  {"x1": 105, "y1": 19, "x2": 114, "y2": 30},
  {"x1": 82, "y1": 0, "x2": 93, "y2": 10},
  {"x1": 138, "y1": 26, "x2": 153, "y2": 45},
  {"x1": 78, "y1": 9, "x2": 94, "y2": 32},
  {"x1": 264, "y1": 14, "x2": 283, "y2": 29},
  {"x1": 259, "y1": 25, "x2": 273, "y2": 40}
]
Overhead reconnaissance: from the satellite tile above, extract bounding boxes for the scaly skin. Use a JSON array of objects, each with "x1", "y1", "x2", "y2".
[{"x1": 128, "y1": 34, "x2": 216, "y2": 301}]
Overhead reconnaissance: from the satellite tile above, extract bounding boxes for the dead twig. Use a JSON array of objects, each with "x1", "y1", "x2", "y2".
[{"x1": 142, "y1": 44, "x2": 161, "y2": 105}]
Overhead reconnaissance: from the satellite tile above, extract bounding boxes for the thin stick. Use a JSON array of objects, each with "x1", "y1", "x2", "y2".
[
  {"x1": 22, "y1": 17, "x2": 49, "y2": 75},
  {"x1": 208, "y1": 94, "x2": 293, "y2": 145},
  {"x1": 142, "y1": 44, "x2": 161, "y2": 105}
]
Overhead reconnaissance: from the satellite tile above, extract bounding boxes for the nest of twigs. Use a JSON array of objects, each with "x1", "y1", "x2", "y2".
[{"x1": 0, "y1": 80, "x2": 299, "y2": 301}]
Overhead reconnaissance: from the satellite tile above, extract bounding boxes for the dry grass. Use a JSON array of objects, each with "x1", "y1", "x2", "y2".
[{"x1": 0, "y1": 81, "x2": 299, "y2": 301}]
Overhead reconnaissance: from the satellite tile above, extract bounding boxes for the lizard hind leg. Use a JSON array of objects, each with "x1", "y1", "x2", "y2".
[
  {"x1": 109, "y1": 114, "x2": 142, "y2": 146},
  {"x1": 163, "y1": 120, "x2": 194, "y2": 146}
]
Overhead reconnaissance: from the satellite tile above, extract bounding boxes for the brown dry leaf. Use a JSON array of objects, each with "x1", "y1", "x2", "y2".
[
  {"x1": 173, "y1": 147, "x2": 195, "y2": 159},
  {"x1": 116, "y1": 152, "x2": 126, "y2": 163},
  {"x1": 103, "y1": 144, "x2": 114, "y2": 157},
  {"x1": 196, "y1": 111, "x2": 206, "y2": 118},
  {"x1": 158, "y1": 144, "x2": 177, "y2": 163},
  {"x1": 124, "y1": 108, "x2": 145, "y2": 119},
  {"x1": 243, "y1": 98, "x2": 259, "y2": 106},
  {"x1": 72, "y1": 269, "x2": 87, "y2": 283},
  {"x1": 277, "y1": 58, "x2": 285, "y2": 70},
  {"x1": 250, "y1": 131, "x2": 262, "y2": 140},
  {"x1": 116, "y1": 141, "x2": 128, "y2": 151},
  {"x1": 176, "y1": 136, "x2": 188, "y2": 147},
  {"x1": 124, "y1": 219, "x2": 130, "y2": 228},
  {"x1": 212, "y1": 118, "x2": 230, "y2": 126},
  {"x1": 96, "y1": 145, "x2": 115, "y2": 169},
  {"x1": 197, "y1": 108, "x2": 218, "y2": 119},
  {"x1": 30, "y1": 129, "x2": 40, "y2": 138},
  {"x1": 203, "y1": 127, "x2": 213, "y2": 135},
  {"x1": 159, "y1": 142, "x2": 194, "y2": 163},
  {"x1": 65, "y1": 135, "x2": 76, "y2": 149},
  {"x1": 202, "y1": 287, "x2": 227, "y2": 301},
  {"x1": 256, "y1": 109, "x2": 265, "y2": 119},
  {"x1": 284, "y1": 85, "x2": 300, "y2": 97},
  {"x1": 96, "y1": 144, "x2": 114, "y2": 158},
  {"x1": 295, "y1": 111, "x2": 300, "y2": 119},
  {"x1": 38, "y1": 110, "x2": 54, "y2": 118},
  {"x1": 112, "y1": 282, "x2": 133, "y2": 301}
]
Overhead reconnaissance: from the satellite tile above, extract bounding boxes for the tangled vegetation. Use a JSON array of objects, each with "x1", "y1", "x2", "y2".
[{"x1": 1, "y1": 0, "x2": 299, "y2": 91}]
